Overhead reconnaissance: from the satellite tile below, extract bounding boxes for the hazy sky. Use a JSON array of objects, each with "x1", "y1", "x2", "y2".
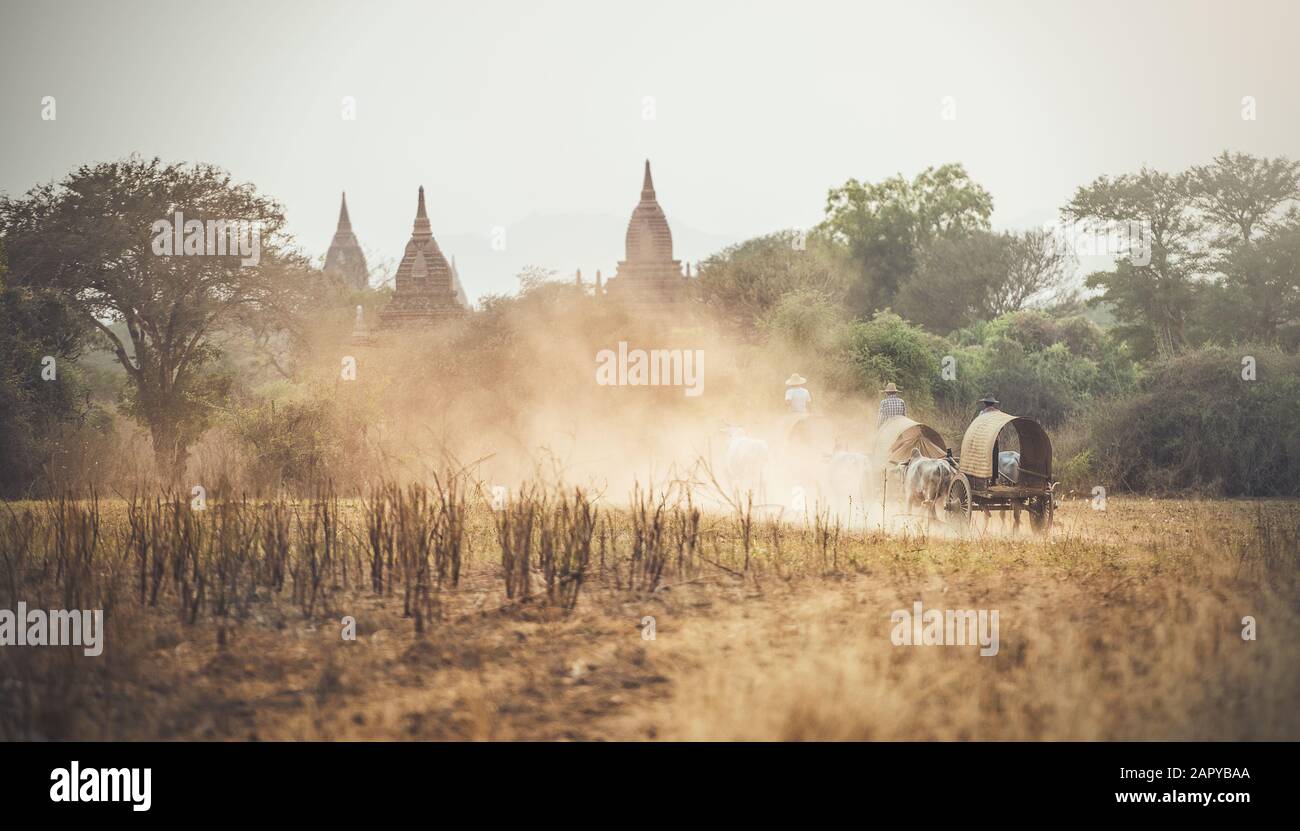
[{"x1": 2, "y1": 0, "x2": 1297, "y2": 299}]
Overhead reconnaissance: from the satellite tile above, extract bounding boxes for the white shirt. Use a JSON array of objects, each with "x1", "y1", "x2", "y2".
[{"x1": 785, "y1": 386, "x2": 811, "y2": 413}]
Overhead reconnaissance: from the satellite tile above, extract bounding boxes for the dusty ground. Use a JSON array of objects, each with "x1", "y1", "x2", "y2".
[{"x1": 4, "y1": 496, "x2": 1297, "y2": 741}]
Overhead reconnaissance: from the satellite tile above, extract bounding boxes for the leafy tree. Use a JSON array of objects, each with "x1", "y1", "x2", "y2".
[
  {"x1": 1064, "y1": 168, "x2": 1202, "y2": 359},
  {"x1": 0, "y1": 157, "x2": 313, "y2": 480},
  {"x1": 972, "y1": 310, "x2": 1109, "y2": 359},
  {"x1": 1193, "y1": 222, "x2": 1300, "y2": 349},
  {"x1": 1189, "y1": 151, "x2": 1300, "y2": 247},
  {"x1": 821, "y1": 164, "x2": 993, "y2": 316},
  {"x1": 697, "y1": 230, "x2": 852, "y2": 332},
  {"x1": 1184, "y1": 154, "x2": 1300, "y2": 350},
  {"x1": 943, "y1": 310, "x2": 1136, "y2": 426},
  {"x1": 843, "y1": 311, "x2": 947, "y2": 407},
  {"x1": 896, "y1": 230, "x2": 1009, "y2": 332},
  {"x1": 974, "y1": 340, "x2": 1097, "y2": 427},
  {"x1": 759, "y1": 287, "x2": 848, "y2": 353},
  {"x1": 896, "y1": 228, "x2": 1075, "y2": 334},
  {"x1": 0, "y1": 239, "x2": 94, "y2": 495},
  {"x1": 994, "y1": 228, "x2": 1077, "y2": 316}
]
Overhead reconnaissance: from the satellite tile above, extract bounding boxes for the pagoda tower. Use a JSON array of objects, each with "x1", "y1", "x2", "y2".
[
  {"x1": 323, "y1": 192, "x2": 369, "y2": 291},
  {"x1": 603, "y1": 160, "x2": 688, "y2": 310},
  {"x1": 378, "y1": 186, "x2": 468, "y2": 327}
]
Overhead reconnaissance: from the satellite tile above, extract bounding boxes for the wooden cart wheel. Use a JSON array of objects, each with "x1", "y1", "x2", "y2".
[
  {"x1": 945, "y1": 472, "x2": 972, "y2": 527},
  {"x1": 1029, "y1": 493, "x2": 1054, "y2": 533}
]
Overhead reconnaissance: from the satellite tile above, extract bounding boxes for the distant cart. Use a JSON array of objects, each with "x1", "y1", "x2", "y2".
[{"x1": 946, "y1": 411, "x2": 1056, "y2": 532}]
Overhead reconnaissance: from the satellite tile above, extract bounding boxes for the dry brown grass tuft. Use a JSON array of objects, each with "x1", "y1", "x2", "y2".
[{"x1": 0, "y1": 490, "x2": 1295, "y2": 740}]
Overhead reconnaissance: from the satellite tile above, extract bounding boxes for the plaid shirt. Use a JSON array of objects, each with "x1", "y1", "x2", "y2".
[{"x1": 877, "y1": 395, "x2": 907, "y2": 427}]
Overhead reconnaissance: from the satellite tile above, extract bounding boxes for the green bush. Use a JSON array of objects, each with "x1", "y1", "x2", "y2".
[
  {"x1": 224, "y1": 387, "x2": 377, "y2": 494},
  {"x1": 0, "y1": 244, "x2": 99, "y2": 496},
  {"x1": 759, "y1": 288, "x2": 849, "y2": 354},
  {"x1": 1088, "y1": 345, "x2": 1300, "y2": 495},
  {"x1": 826, "y1": 308, "x2": 1130, "y2": 425},
  {"x1": 943, "y1": 311, "x2": 1137, "y2": 426},
  {"x1": 843, "y1": 311, "x2": 948, "y2": 407},
  {"x1": 1057, "y1": 448, "x2": 1096, "y2": 493},
  {"x1": 698, "y1": 231, "x2": 853, "y2": 331}
]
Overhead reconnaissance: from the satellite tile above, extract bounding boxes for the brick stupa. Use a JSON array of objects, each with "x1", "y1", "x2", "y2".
[
  {"x1": 379, "y1": 186, "x2": 468, "y2": 328},
  {"x1": 323, "y1": 192, "x2": 369, "y2": 291},
  {"x1": 603, "y1": 160, "x2": 689, "y2": 310}
]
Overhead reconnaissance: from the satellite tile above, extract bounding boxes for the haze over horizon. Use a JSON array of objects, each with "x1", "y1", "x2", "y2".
[{"x1": 3, "y1": 0, "x2": 1298, "y2": 302}]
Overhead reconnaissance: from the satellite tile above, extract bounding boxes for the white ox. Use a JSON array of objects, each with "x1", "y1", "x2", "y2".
[
  {"x1": 902, "y1": 448, "x2": 955, "y2": 519},
  {"x1": 997, "y1": 450, "x2": 1021, "y2": 484}
]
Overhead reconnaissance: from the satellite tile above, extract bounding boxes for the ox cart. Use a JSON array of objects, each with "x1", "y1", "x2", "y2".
[
  {"x1": 945, "y1": 411, "x2": 1056, "y2": 533},
  {"x1": 871, "y1": 417, "x2": 950, "y2": 517}
]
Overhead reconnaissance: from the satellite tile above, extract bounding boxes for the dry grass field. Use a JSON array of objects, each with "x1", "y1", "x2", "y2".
[{"x1": 2, "y1": 487, "x2": 1296, "y2": 741}]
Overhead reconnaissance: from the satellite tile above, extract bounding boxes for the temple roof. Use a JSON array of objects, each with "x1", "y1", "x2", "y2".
[
  {"x1": 324, "y1": 191, "x2": 369, "y2": 291},
  {"x1": 338, "y1": 192, "x2": 352, "y2": 229},
  {"x1": 379, "y1": 186, "x2": 467, "y2": 326},
  {"x1": 412, "y1": 185, "x2": 433, "y2": 237},
  {"x1": 623, "y1": 160, "x2": 675, "y2": 264},
  {"x1": 394, "y1": 187, "x2": 454, "y2": 292}
]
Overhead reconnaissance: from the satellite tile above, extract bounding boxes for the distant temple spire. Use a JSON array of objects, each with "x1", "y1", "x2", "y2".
[
  {"x1": 338, "y1": 192, "x2": 352, "y2": 227},
  {"x1": 378, "y1": 186, "x2": 468, "y2": 328},
  {"x1": 413, "y1": 185, "x2": 432, "y2": 236},
  {"x1": 324, "y1": 191, "x2": 369, "y2": 291},
  {"x1": 603, "y1": 159, "x2": 687, "y2": 311}
]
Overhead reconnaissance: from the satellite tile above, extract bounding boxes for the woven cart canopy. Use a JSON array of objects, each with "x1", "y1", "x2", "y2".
[
  {"x1": 958, "y1": 411, "x2": 1052, "y2": 483},
  {"x1": 872, "y1": 417, "x2": 948, "y2": 468}
]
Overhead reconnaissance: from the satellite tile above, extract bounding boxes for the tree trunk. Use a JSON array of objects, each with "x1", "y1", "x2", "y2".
[{"x1": 150, "y1": 420, "x2": 187, "y2": 487}]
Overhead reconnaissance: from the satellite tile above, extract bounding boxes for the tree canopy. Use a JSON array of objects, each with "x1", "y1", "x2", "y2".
[
  {"x1": 820, "y1": 163, "x2": 993, "y2": 316},
  {"x1": 0, "y1": 157, "x2": 314, "y2": 478},
  {"x1": 1067, "y1": 154, "x2": 1300, "y2": 360}
]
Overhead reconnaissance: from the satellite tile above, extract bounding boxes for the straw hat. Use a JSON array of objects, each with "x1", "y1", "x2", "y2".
[
  {"x1": 785, "y1": 373, "x2": 807, "y2": 386},
  {"x1": 880, "y1": 382, "x2": 901, "y2": 393}
]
